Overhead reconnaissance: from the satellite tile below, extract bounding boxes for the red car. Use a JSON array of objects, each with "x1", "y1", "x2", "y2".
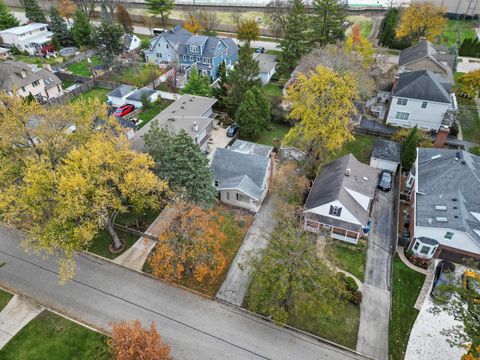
[{"x1": 114, "y1": 104, "x2": 135, "y2": 117}]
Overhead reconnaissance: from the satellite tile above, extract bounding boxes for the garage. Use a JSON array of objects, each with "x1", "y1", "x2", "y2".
[{"x1": 369, "y1": 139, "x2": 402, "y2": 174}]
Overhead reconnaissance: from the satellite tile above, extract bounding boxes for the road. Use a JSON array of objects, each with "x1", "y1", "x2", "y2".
[
  {"x1": 356, "y1": 186, "x2": 396, "y2": 360},
  {"x1": 0, "y1": 225, "x2": 368, "y2": 360}
]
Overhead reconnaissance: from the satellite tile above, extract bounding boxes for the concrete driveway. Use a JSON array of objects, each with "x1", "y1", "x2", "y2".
[{"x1": 357, "y1": 186, "x2": 396, "y2": 360}]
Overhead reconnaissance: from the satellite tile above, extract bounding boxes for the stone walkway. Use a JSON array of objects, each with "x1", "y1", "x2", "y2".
[
  {"x1": 0, "y1": 295, "x2": 43, "y2": 349},
  {"x1": 113, "y1": 206, "x2": 177, "y2": 271},
  {"x1": 414, "y1": 262, "x2": 435, "y2": 311},
  {"x1": 397, "y1": 246, "x2": 428, "y2": 275}
]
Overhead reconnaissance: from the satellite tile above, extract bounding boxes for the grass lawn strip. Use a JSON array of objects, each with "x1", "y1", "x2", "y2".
[
  {"x1": 325, "y1": 240, "x2": 367, "y2": 282},
  {"x1": 438, "y1": 19, "x2": 476, "y2": 47},
  {"x1": 66, "y1": 56, "x2": 101, "y2": 77},
  {"x1": 76, "y1": 87, "x2": 110, "y2": 102},
  {"x1": 15, "y1": 54, "x2": 65, "y2": 66},
  {"x1": 456, "y1": 96, "x2": 480, "y2": 143},
  {"x1": 137, "y1": 100, "x2": 173, "y2": 128},
  {"x1": 0, "y1": 311, "x2": 109, "y2": 360},
  {"x1": 323, "y1": 134, "x2": 376, "y2": 165},
  {"x1": 389, "y1": 255, "x2": 426, "y2": 360},
  {"x1": 0, "y1": 289, "x2": 13, "y2": 312},
  {"x1": 263, "y1": 83, "x2": 283, "y2": 97},
  {"x1": 242, "y1": 122, "x2": 290, "y2": 147}
]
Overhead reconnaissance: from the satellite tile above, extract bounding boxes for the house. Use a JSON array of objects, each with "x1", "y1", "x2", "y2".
[
  {"x1": 304, "y1": 154, "x2": 377, "y2": 244},
  {"x1": 123, "y1": 33, "x2": 141, "y2": 52},
  {"x1": 386, "y1": 70, "x2": 457, "y2": 131},
  {"x1": 210, "y1": 141, "x2": 274, "y2": 213},
  {"x1": 0, "y1": 61, "x2": 63, "y2": 100},
  {"x1": 370, "y1": 139, "x2": 402, "y2": 174},
  {"x1": 144, "y1": 25, "x2": 239, "y2": 81},
  {"x1": 399, "y1": 39, "x2": 456, "y2": 81},
  {"x1": 0, "y1": 23, "x2": 53, "y2": 56},
  {"x1": 253, "y1": 53, "x2": 277, "y2": 84},
  {"x1": 131, "y1": 94, "x2": 217, "y2": 151},
  {"x1": 406, "y1": 148, "x2": 480, "y2": 262},
  {"x1": 107, "y1": 84, "x2": 137, "y2": 107},
  {"x1": 124, "y1": 87, "x2": 158, "y2": 108}
]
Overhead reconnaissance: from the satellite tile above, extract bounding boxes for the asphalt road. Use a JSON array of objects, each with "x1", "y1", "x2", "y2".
[{"x1": 0, "y1": 225, "x2": 368, "y2": 360}]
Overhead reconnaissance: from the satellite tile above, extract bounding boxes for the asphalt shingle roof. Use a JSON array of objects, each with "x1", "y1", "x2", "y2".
[
  {"x1": 228, "y1": 140, "x2": 273, "y2": 158},
  {"x1": 253, "y1": 53, "x2": 277, "y2": 74},
  {"x1": 371, "y1": 139, "x2": 402, "y2": 163},
  {"x1": 125, "y1": 87, "x2": 156, "y2": 101},
  {"x1": 394, "y1": 70, "x2": 452, "y2": 103},
  {"x1": 399, "y1": 40, "x2": 455, "y2": 72},
  {"x1": 107, "y1": 85, "x2": 137, "y2": 98},
  {"x1": 0, "y1": 61, "x2": 56, "y2": 91}
]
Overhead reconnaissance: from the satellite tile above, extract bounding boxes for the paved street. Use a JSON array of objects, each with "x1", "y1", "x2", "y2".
[
  {"x1": 0, "y1": 225, "x2": 368, "y2": 360},
  {"x1": 356, "y1": 187, "x2": 396, "y2": 360}
]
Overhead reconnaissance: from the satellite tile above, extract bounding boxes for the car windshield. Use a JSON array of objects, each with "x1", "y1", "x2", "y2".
[{"x1": 381, "y1": 173, "x2": 391, "y2": 182}]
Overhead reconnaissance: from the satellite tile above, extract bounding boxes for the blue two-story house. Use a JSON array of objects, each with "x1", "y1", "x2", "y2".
[{"x1": 144, "y1": 26, "x2": 239, "y2": 81}]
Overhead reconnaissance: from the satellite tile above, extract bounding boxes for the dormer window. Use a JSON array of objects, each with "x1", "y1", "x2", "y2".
[
  {"x1": 329, "y1": 205, "x2": 342, "y2": 217},
  {"x1": 191, "y1": 46, "x2": 198, "y2": 53}
]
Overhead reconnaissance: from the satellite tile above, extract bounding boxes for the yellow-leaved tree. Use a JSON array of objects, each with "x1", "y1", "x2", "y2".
[
  {"x1": 284, "y1": 65, "x2": 358, "y2": 159},
  {"x1": 395, "y1": 3, "x2": 447, "y2": 42},
  {"x1": 459, "y1": 70, "x2": 480, "y2": 98},
  {"x1": 345, "y1": 23, "x2": 375, "y2": 67}
]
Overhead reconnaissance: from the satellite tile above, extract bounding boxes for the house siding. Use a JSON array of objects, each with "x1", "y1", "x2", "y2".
[
  {"x1": 219, "y1": 190, "x2": 261, "y2": 213},
  {"x1": 145, "y1": 37, "x2": 177, "y2": 64},
  {"x1": 401, "y1": 58, "x2": 450, "y2": 79}
]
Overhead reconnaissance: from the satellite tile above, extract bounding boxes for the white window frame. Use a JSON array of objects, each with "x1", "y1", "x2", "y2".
[
  {"x1": 395, "y1": 111, "x2": 410, "y2": 120},
  {"x1": 421, "y1": 101, "x2": 428, "y2": 109},
  {"x1": 420, "y1": 245, "x2": 431, "y2": 255},
  {"x1": 397, "y1": 98, "x2": 408, "y2": 106}
]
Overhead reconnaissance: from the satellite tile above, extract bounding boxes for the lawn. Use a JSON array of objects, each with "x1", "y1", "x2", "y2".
[
  {"x1": 0, "y1": 311, "x2": 110, "y2": 360},
  {"x1": 389, "y1": 255, "x2": 425, "y2": 360},
  {"x1": 263, "y1": 83, "x2": 283, "y2": 97},
  {"x1": 76, "y1": 87, "x2": 110, "y2": 102},
  {"x1": 323, "y1": 134, "x2": 376, "y2": 165},
  {"x1": 437, "y1": 19, "x2": 477, "y2": 47},
  {"x1": 15, "y1": 54, "x2": 65, "y2": 66},
  {"x1": 61, "y1": 79, "x2": 75, "y2": 89},
  {"x1": 456, "y1": 96, "x2": 480, "y2": 143},
  {"x1": 266, "y1": 49, "x2": 282, "y2": 56},
  {"x1": 66, "y1": 56, "x2": 101, "y2": 77},
  {"x1": 137, "y1": 100, "x2": 173, "y2": 128},
  {"x1": 0, "y1": 288, "x2": 13, "y2": 311},
  {"x1": 243, "y1": 122, "x2": 291, "y2": 147},
  {"x1": 87, "y1": 229, "x2": 139, "y2": 260},
  {"x1": 107, "y1": 64, "x2": 164, "y2": 88},
  {"x1": 326, "y1": 239, "x2": 367, "y2": 282}
]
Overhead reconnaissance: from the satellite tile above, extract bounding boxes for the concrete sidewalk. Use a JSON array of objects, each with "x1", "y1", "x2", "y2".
[
  {"x1": 113, "y1": 206, "x2": 177, "y2": 271},
  {"x1": 0, "y1": 295, "x2": 43, "y2": 349}
]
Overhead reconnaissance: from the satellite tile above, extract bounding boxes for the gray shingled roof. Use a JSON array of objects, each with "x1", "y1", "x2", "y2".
[
  {"x1": 150, "y1": 25, "x2": 192, "y2": 51},
  {"x1": 415, "y1": 148, "x2": 480, "y2": 246},
  {"x1": 399, "y1": 40, "x2": 454, "y2": 72},
  {"x1": 371, "y1": 139, "x2": 402, "y2": 163},
  {"x1": 125, "y1": 87, "x2": 156, "y2": 102},
  {"x1": 253, "y1": 53, "x2": 277, "y2": 74},
  {"x1": 304, "y1": 154, "x2": 377, "y2": 225},
  {"x1": 210, "y1": 147, "x2": 270, "y2": 201},
  {"x1": 107, "y1": 85, "x2": 137, "y2": 98},
  {"x1": 228, "y1": 140, "x2": 273, "y2": 158},
  {"x1": 222, "y1": 38, "x2": 238, "y2": 57},
  {"x1": 0, "y1": 61, "x2": 43, "y2": 90},
  {"x1": 185, "y1": 35, "x2": 209, "y2": 46},
  {"x1": 394, "y1": 70, "x2": 452, "y2": 103}
]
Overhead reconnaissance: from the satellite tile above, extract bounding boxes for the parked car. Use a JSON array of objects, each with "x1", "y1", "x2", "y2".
[
  {"x1": 255, "y1": 47, "x2": 265, "y2": 53},
  {"x1": 431, "y1": 261, "x2": 456, "y2": 303},
  {"x1": 227, "y1": 124, "x2": 240, "y2": 137},
  {"x1": 378, "y1": 170, "x2": 393, "y2": 191},
  {"x1": 462, "y1": 269, "x2": 480, "y2": 304},
  {"x1": 114, "y1": 104, "x2": 135, "y2": 117}
]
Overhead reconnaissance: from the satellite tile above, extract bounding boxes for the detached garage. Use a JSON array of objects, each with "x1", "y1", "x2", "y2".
[{"x1": 370, "y1": 139, "x2": 402, "y2": 174}]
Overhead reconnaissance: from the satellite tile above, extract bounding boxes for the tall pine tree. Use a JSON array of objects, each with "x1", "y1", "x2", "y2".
[
  {"x1": 181, "y1": 66, "x2": 212, "y2": 97},
  {"x1": 49, "y1": 7, "x2": 73, "y2": 47},
  {"x1": 311, "y1": 0, "x2": 345, "y2": 46},
  {"x1": 23, "y1": 0, "x2": 47, "y2": 23},
  {"x1": 0, "y1": 0, "x2": 19, "y2": 30},
  {"x1": 92, "y1": 21, "x2": 124, "y2": 64},
  {"x1": 402, "y1": 126, "x2": 418, "y2": 170},
  {"x1": 212, "y1": 61, "x2": 229, "y2": 109},
  {"x1": 235, "y1": 86, "x2": 270, "y2": 138},
  {"x1": 71, "y1": 8, "x2": 93, "y2": 47}
]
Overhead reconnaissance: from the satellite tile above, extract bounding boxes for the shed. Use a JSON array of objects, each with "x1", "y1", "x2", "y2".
[
  {"x1": 369, "y1": 139, "x2": 402, "y2": 174},
  {"x1": 107, "y1": 85, "x2": 137, "y2": 107},
  {"x1": 125, "y1": 87, "x2": 158, "y2": 108}
]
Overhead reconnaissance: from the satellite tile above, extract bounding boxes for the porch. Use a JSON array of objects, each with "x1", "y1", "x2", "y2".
[{"x1": 304, "y1": 218, "x2": 360, "y2": 245}]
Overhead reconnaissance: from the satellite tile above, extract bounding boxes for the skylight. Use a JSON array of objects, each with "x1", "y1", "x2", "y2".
[{"x1": 435, "y1": 217, "x2": 448, "y2": 222}]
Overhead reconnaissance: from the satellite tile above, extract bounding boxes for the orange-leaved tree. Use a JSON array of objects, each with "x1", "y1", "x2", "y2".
[
  {"x1": 148, "y1": 202, "x2": 228, "y2": 283},
  {"x1": 109, "y1": 320, "x2": 171, "y2": 360}
]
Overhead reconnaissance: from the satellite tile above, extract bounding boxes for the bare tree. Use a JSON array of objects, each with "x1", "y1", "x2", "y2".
[
  {"x1": 197, "y1": 10, "x2": 219, "y2": 36},
  {"x1": 72, "y1": 0, "x2": 95, "y2": 16},
  {"x1": 265, "y1": 0, "x2": 291, "y2": 37},
  {"x1": 231, "y1": 13, "x2": 243, "y2": 28},
  {"x1": 144, "y1": 15, "x2": 156, "y2": 35}
]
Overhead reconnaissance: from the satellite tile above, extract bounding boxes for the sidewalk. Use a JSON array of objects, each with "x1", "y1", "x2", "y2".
[{"x1": 113, "y1": 206, "x2": 177, "y2": 271}]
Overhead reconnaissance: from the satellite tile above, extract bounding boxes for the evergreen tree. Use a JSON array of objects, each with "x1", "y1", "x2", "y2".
[
  {"x1": 279, "y1": 0, "x2": 310, "y2": 70},
  {"x1": 181, "y1": 66, "x2": 212, "y2": 97},
  {"x1": 402, "y1": 126, "x2": 418, "y2": 170},
  {"x1": 23, "y1": 0, "x2": 47, "y2": 23},
  {"x1": 49, "y1": 7, "x2": 73, "y2": 47},
  {"x1": 311, "y1": 0, "x2": 345, "y2": 46},
  {"x1": 143, "y1": 126, "x2": 217, "y2": 206},
  {"x1": 92, "y1": 21, "x2": 124, "y2": 65},
  {"x1": 212, "y1": 61, "x2": 229, "y2": 109},
  {"x1": 0, "y1": 0, "x2": 19, "y2": 30},
  {"x1": 235, "y1": 86, "x2": 270, "y2": 138},
  {"x1": 71, "y1": 8, "x2": 93, "y2": 47},
  {"x1": 145, "y1": 0, "x2": 174, "y2": 26}
]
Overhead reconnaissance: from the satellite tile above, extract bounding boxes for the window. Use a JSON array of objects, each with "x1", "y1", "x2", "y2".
[
  {"x1": 226, "y1": 192, "x2": 230, "y2": 200},
  {"x1": 31, "y1": 80, "x2": 40, "y2": 87},
  {"x1": 329, "y1": 205, "x2": 342, "y2": 217},
  {"x1": 183, "y1": 55, "x2": 187, "y2": 60},
  {"x1": 214, "y1": 180, "x2": 218, "y2": 187},
  {"x1": 397, "y1": 98, "x2": 408, "y2": 106},
  {"x1": 413, "y1": 242, "x2": 420, "y2": 251},
  {"x1": 421, "y1": 101, "x2": 428, "y2": 109},
  {"x1": 444, "y1": 231, "x2": 454, "y2": 240},
  {"x1": 420, "y1": 245, "x2": 430, "y2": 255},
  {"x1": 191, "y1": 46, "x2": 198, "y2": 53},
  {"x1": 21, "y1": 86, "x2": 26, "y2": 92},
  {"x1": 190, "y1": 56, "x2": 194, "y2": 61},
  {"x1": 395, "y1": 111, "x2": 409, "y2": 120},
  {"x1": 156, "y1": 53, "x2": 161, "y2": 58},
  {"x1": 166, "y1": 44, "x2": 169, "y2": 49},
  {"x1": 196, "y1": 56, "x2": 200, "y2": 61}
]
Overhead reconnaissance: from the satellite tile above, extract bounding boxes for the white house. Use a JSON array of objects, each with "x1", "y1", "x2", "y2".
[
  {"x1": 210, "y1": 140, "x2": 274, "y2": 213},
  {"x1": 123, "y1": 33, "x2": 141, "y2": 52},
  {"x1": 406, "y1": 148, "x2": 480, "y2": 262},
  {"x1": 386, "y1": 70, "x2": 457, "y2": 131},
  {"x1": 253, "y1": 53, "x2": 277, "y2": 84},
  {"x1": 0, "y1": 23, "x2": 53, "y2": 56},
  {"x1": 370, "y1": 139, "x2": 402, "y2": 174},
  {"x1": 304, "y1": 154, "x2": 377, "y2": 244},
  {"x1": 107, "y1": 84, "x2": 137, "y2": 107}
]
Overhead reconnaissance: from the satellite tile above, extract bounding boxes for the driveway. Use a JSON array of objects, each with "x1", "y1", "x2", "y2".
[
  {"x1": 0, "y1": 225, "x2": 368, "y2": 360},
  {"x1": 216, "y1": 195, "x2": 276, "y2": 306},
  {"x1": 357, "y1": 187, "x2": 396, "y2": 360}
]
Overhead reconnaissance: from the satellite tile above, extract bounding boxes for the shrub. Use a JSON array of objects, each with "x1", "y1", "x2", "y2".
[
  {"x1": 470, "y1": 145, "x2": 480, "y2": 156},
  {"x1": 345, "y1": 276, "x2": 358, "y2": 292},
  {"x1": 378, "y1": 8, "x2": 412, "y2": 50},
  {"x1": 405, "y1": 250, "x2": 431, "y2": 269},
  {"x1": 350, "y1": 291, "x2": 363, "y2": 305}
]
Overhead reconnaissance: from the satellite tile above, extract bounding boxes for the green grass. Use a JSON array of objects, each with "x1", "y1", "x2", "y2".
[
  {"x1": 0, "y1": 288, "x2": 13, "y2": 311},
  {"x1": 389, "y1": 255, "x2": 426, "y2": 360},
  {"x1": 15, "y1": 54, "x2": 65, "y2": 66},
  {"x1": 243, "y1": 122, "x2": 291, "y2": 147},
  {"x1": 266, "y1": 49, "x2": 282, "y2": 56},
  {"x1": 263, "y1": 83, "x2": 283, "y2": 97},
  {"x1": 456, "y1": 96, "x2": 480, "y2": 143},
  {"x1": 326, "y1": 240, "x2": 367, "y2": 282},
  {"x1": 76, "y1": 87, "x2": 110, "y2": 102},
  {"x1": 437, "y1": 19, "x2": 476, "y2": 47},
  {"x1": 107, "y1": 64, "x2": 165, "y2": 87},
  {"x1": 0, "y1": 311, "x2": 110, "y2": 360},
  {"x1": 66, "y1": 56, "x2": 101, "y2": 77},
  {"x1": 137, "y1": 100, "x2": 173, "y2": 128},
  {"x1": 87, "y1": 229, "x2": 138, "y2": 260},
  {"x1": 61, "y1": 79, "x2": 75, "y2": 89},
  {"x1": 323, "y1": 134, "x2": 376, "y2": 165}
]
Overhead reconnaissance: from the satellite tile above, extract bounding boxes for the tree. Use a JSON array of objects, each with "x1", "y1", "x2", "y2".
[
  {"x1": 266, "y1": 0, "x2": 290, "y2": 37},
  {"x1": 237, "y1": 19, "x2": 260, "y2": 45},
  {"x1": 109, "y1": 320, "x2": 172, "y2": 360},
  {"x1": 401, "y1": 126, "x2": 418, "y2": 170},
  {"x1": 148, "y1": 202, "x2": 228, "y2": 284},
  {"x1": 235, "y1": 86, "x2": 271, "y2": 138},
  {"x1": 345, "y1": 23, "x2": 375, "y2": 67},
  {"x1": 143, "y1": 126, "x2": 217, "y2": 205},
  {"x1": 72, "y1": 0, "x2": 95, "y2": 16},
  {"x1": 71, "y1": 8, "x2": 93, "y2": 46},
  {"x1": 145, "y1": 0, "x2": 174, "y2": 26},
  {"x1": 140, "y1": 37, "x2": 151, "y2": 50},
  {"x1": 197, "y1": 10, "x2": 219, "y2": 36},
  {"x1": 143, "y1": 15, "x2": 155, "y2": 35},
  {"x1": 49, "y1": 7, "x2": 73, "y2": 47},
  {"x1": 57, "y1": 0, "x2": 76, "y2": 23},
  {"x1": 273, "y1": 162, "x2": 310, "y2": 205},
  {"x1": 459, "y1": 70, "x2": 480, "y2": 98},
  {"x1": 396, "y1": 3, "x2": 447, "y2": 43},
  {"x1": 92, "y1": 21, "x2": 124, "y2": 65},
  {"x1": 284, "y1": 65, "x2": 358, "y2": 158},
  {"x1": 0, "y1": 0, "x2": 19, "y2": 30},
  {"x1": 116, "y1": 5, "x2": 133, "y2": 33},
  {"x1": 181, "y1": 66, "x2": 212, "y2": 97},
  {"x1": 100, "y1": 0, "x2": 118, "y2": 21},
  {"x1": 212, "y1": 61, "x2": 229, "y2": 109},
  {"x1": 279, "y1": 0, "x2": 310, "y2": 70},
  {"x1": 231, "y1": 12, "x2": 243, "y2": 28},
  {"x1": 378, "y1": 8, "x2": 412, "y2": 50},
  {"x1": 24, "y1": 0, "x2": 47, "y2": 23},
  {"x1": 311, "y1": 0, "x2": 345, "y2": 46},
  {"x1": 184, "y1": 9, "x2": 202, "y2": 34}
]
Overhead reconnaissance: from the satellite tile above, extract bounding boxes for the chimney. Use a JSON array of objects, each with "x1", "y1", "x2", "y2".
[
  {"x1": 268, "y1": 152, "x2": 276, "y2": 191},
  {"x1": 193, "y1": 121, "x2": 198, "y2": 132},
  {"x1": 433, "y1": 126, "x2": 449, "y2": 148}
]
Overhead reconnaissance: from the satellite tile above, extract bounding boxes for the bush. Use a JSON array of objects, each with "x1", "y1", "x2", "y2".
[
  {"x1": 405, "y1": 250, "x2": 431, "y2": 269},
  {"x1": 350, "y1": 291, "x2": 363, "y2": 305},
  {"x1": 470, "y1": 145, "x2": 480, "y2": 156},
  {"x1": 378, "y1": 8, "x2": 412, "y2": 50},
  {"x1": 345, "y1": 276, "x2": 358, "y2": 292},
  {"x1": 459, "y1": 37, "x2": 480, "y2": 58}
]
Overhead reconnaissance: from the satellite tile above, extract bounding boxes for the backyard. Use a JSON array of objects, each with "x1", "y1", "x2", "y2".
[
  {"x1": 326, "y1": 239, "x2": 367, "y2": 282},
  {"x1": 242, "y1": 122, "x2": 290, "y2": 147},
  {"x1": 66, "y1": 56, "x2": 101, "y2": 77},
  {"x1": 263, "y1": 82, "x2": 283, "y2": 98},
  {"x1": 0, "y1": 311, "x2": 110, "y2": 360},
  {"x1": 456, "y1": 96, "x2": 480, "y2": 143},
  {"x1": 389, "y1": 255, "x2": 426, "y2": 360},
  {"x1": 15, "y1": 54, "x2": 65, "y2": 67},
  {"x1": 323, "y1": 134, "x2": 376, "y2": 165},
  {"x1": 76, "y1": 87, "x2": 110, "y2": 102},
  {"x1": 106, "y1": 64, "x2": 165, "y2": 88},
  {"x1": 437, "y1": 19, "x2": 476, "y2": 47}
]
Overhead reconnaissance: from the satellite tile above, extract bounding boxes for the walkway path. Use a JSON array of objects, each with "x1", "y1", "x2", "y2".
[
  {"x1": 216, "y1": 195, "x2": 277, "y2": 306},
  {"x1": 0, "y1": 295, "x2": 43, "y2": 349},
  {"x1": 114, "y1": 206, "x2": 177, "y2": 271},
  {"x1": 414, "y1": 262, "x2": 435, "y2": 311}
]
